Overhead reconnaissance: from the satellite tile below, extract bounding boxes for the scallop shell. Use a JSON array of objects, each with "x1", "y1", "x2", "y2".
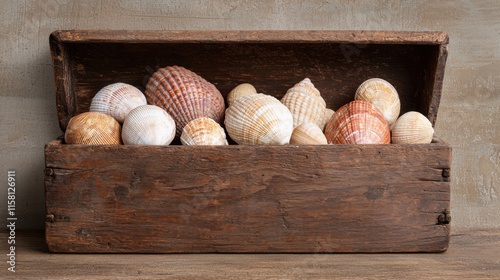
[
  {"x1": 320, "y1": 108, "x2": 335, "y2": 131},
  {"x1": 181, "y1": 117, "x2": 228, "y2": 145},
  {"x1": 355, "y1": 78, "x2": 400, "y2": 127},
  {"x1": 64, "y1": 112, "x2": 122, "y2": 145},
  {"x1": 325, "y1": 100, "x2": 390, "y2": 144},
  {"x1": 121, "y1": 105, "x2": 176, "y2": 145},
  {"x1": 290, "y1": 122, "x2": 328, "y2": 145},
  {"x1": 224, "y1": 93, "x2": 294, "y2": 145},
  {"x1": 391, "y1": 111, "x2": 434, "y2": 144},
  {"x1": 281, "y1": 78, "x2": 326, "y2": 128},
  {"x1": 227, "y1": 83, "x2": 257, "y2": 106},
  {"x1": 144, "y1": 66, "x2": 225, "y2": 136},
  {"x1": 89, "y1": 82, "x2": 147, "y2": 123}
]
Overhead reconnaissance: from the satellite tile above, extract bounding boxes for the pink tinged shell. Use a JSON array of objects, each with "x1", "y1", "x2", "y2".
[
  {"x1": 391, "y1": 111, "x2": 434, "y2": 144},
  {"x1": 324, "y1": 100, "x2": 390, "y2": 144},
  {"x1": 224, "y1": 93, "x2": 294, "y2": 145},
  {"x1": 121, "y1": 105, "x2": 176, "y2": 145},
  {"x1": 181, "y1": 117, "x2": 228, "y2": 145},
  {"x1": 227, "y1": 83, "x2": 257, "y2": 106},
  {"x1": 290, "y1": 122, "x2": 328, "y2": 145},
  {"x1": 89, "y1": 82, "x2": 147, "y2": 123},
  {"x1": 281, "y1": 78, "x2": 327, "y2": 128},
  {"x1": 144, "y1": 66, "x2": 225, "y2": 137},
  {"x1": 64, "y1": 112, "x2": 122, "y2": 145},
  {"x1": 354, "y1": 78, "x2": 400, "y2": 127}
]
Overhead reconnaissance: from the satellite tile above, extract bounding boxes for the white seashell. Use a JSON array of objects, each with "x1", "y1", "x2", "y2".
[
  {"x1": 224, "y1": 93, "x2": 294, "y2": 145},
  {"x1": 391, "y1": 111, "x2": 434, "y2": 144},
  {"x1": 181, "y1": 117, "x2": 228, "y2": 145},
  {"x1": 227, "y1": 83, "x2": 257, "y2": 106},
  {"x1": 355, "y1": 78, "x2": 400, "y2": 127},
  {"x1": 281, "y1": 78, "x2": 326, "y2": 128},
  {"x1": 290, "y1": 122, "x2": 327, "y2": 145},
  {"x1": 65, "y1": 112, "x2": 122, "y2": 145},
  {"x1": 122, "y1": 105, "x2": 176, "y2": 145},
  {"x1": 320, "y1": 108, "x2": 335, "y2": 131},
  {"x1": 89, "y1": 82, "x2": 147, "y2": 123}
]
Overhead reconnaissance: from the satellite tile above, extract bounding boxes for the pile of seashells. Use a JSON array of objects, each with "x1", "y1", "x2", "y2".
[{"x1": 64, "y1": 65, "x2": 434, "y2": 146}]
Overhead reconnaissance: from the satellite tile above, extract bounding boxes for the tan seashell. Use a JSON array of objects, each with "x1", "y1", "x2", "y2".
[
  {"x1": 224, "y1": 93, "x2": 294, "y2": 145},
  {"x1": 281, "y1": 78, "x2": 326, "y2": 128},
  {"x1": 325, "y1": 100, "x2": 390, "y2": 144},
  {"x1": 181, "y1": 117, "x2": 228, "y2": 145},
  {"x1": 290, "y1": 122, "x2": 328, "y2": 145},
  {"x1": 144, "y1": 66, "x2": 225, "y2": 137},
  {"x1": 121, "y1": 105, "x2": 176, "y2": 145},
  {"x1": 355, "y1": 78, "x2": 400, "y2": 127},
  {"x1": 89, "y1": 82, "x2": 147, "y2": 123},
  {"x1": 320, "y1": 108, "x2": 335, "y2": 131},
  {"x1": 391, "y1": 111, "x2": 434, "y2": 144},
  {"x1": 64, "y1": 112, "x2": 122, "y2": 145},
  {"x1": 227, "y1": 83, "x2": 257, "y2": 106}
]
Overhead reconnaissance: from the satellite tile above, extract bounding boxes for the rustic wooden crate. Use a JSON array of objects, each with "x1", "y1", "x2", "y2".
[{"x1": 45, "y1": 30, "x2": 451, "y2": 253}]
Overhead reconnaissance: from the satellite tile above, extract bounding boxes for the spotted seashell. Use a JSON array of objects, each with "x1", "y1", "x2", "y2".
[
  {"x1": 121, "y1": 105, "x2": 176, "y2": 145},
  {"x1": 181, "y1": 117, "x2": 228, "y2": 145},
  {"x1": 355, "y1": 78, "x2": 400, "y2": 127},
  {"x1": 391, "y1": 111, "x2": 434, "y2": 144},
  {"x1": 290, "y1": 122, "x2": 328, "y2": 145},
  {"x1": 281, "y1": 78, "x2": 326, "y2": 128},
  {"x1": 64, "y1": 112, "x2": 122, "y2": 145}
]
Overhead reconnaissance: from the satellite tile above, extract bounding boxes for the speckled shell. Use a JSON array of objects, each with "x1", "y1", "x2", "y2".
[
  {"x1": 144, "y1": 66, "x2": 225, "y2": 136},
  {"x1": 391, "y1": 111, "x2": 434, "y2": 144},
  {"x1": 290, "y1": 122, "x2": 328, "y2": 145},
  {"x1": 355, "y1": 78, "x2": 400, "y2": 127},
  {"x1": 121, "y1": 105, "x2": 176, "y2": 145},
  {"x1": 227, "y1": 83, "x2": 257, "y2": 106},
  {"x1": 225, "y1": 93, "x2": 294, "y2": 145},
  {"x1": 64, "y1": 112, "x2": 122, "y2": 145},
  {"x1": 325, "y1": 100, "x2": 390, "y2": 144},
  {"x1": 181, "y1": 117, "x2": 228, "y2": 145},
  {"x1": 320, "y1": 108, "x2": 335, "y2": 131},
  {"x1": 89, "y1": 83, "x2": 147, "y2": 123},
  {"x1": 281, "y1": 78, "x2": 326, "y2": 128}
]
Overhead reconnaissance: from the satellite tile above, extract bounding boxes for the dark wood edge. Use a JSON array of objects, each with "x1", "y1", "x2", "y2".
[{"x1": 428, "y1": 44, "x2": 449, "y2": 126}]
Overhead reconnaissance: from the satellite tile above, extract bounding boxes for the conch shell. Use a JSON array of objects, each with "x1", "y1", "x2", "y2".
[
  {"x1": 355, "y1": 78, "x2": 400, "y2": 127},
  {"x1": 181, "y1": 117, "x2": 228, "y2": 145},
  {"x1": 64, "y1": 112, "x2": 122, "y2": 145},
  {"x1": 224, "y1": 93, "x2": 294, "y2": 145},
  {"x1": 391, "y1": 111, "x2": 434, "y2": 144},
  {"x1": 227, "y1": 83, "x2": 257, "y2": 106},
  {"x1": 281, "y1": 78, "x2": 326, "y2": 128},
  {"x1": 290, "y1": 122, "x2": 328, "y2": 145},
  {"x1": 121, "y1": 105, "x2": 176, "y2": 145}
]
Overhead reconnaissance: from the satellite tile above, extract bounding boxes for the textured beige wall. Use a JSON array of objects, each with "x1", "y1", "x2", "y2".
[{"x1": 0, "y1": 0, "x2": 498, "y2": 229}]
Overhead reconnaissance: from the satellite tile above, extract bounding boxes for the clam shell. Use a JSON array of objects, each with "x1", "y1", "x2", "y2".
[
  {"x1": 355, "y1": 78, "x2": 400, "y2": 127},
  {"x1": 181, "y1": 117, "x2": 228, "y2": 145},
  {"x1": 224, "y1": 93, "x2": 294, "y2": 145},
  {"x1": 290, "y1": 122, "x2": 327, "y2": 145},
  {"x1": 89, "y1": 82, "x2": 147, "y2": 123},
  {"x1": 391, "y1": 111, "x2": 434, "y2": 144},
  {"x1": 325, "y1": 100, "x2": 390, "y2": 144},
  {"x1": 144, "y1": 66, "x2": 225, "y2": 136},
  {"x1": 281, "y1": 78, "x2": 326, "y2": 128},
  {"x1": 227, "y1": 83, "x2": 257, "y2": 106},
  {"x1": 122, "y1": 105, "x2": 176, "y2": 145},
  {"x1": 65, "y1": 112, "x2": 122, "y2": 145}
]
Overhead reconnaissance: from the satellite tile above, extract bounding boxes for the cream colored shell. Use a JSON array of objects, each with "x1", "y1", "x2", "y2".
[
  {"x1": 391, "y1": 111, "x2": 434, "y2": 144},
  {"x1": 181, "y1": 117, "x2": 228, "y2": 145},
  {"x1": 281, "y1": 78, "x2": 326, "y2": 128},
  {"x1": 65, "y1": 112, "x2": 122, "y2": 145},
  {"x1": 290, "y1": 122, "x2": 328, "y2": 145},
  {"x1": 227, "y1": 83, "x2": 257, "y2": 106},
  {"x1": 121, "y1": 105, "x2": 176, "y2": 145},
  {"x1": 355, "y1": 78, "x2": 400, "y2": 127},
  {"x1": 320, "y1": 108, "x2": 335, "y2": 131},
  {"x1": 224, "y1": 93, "x2": 294, "y2": 145}
]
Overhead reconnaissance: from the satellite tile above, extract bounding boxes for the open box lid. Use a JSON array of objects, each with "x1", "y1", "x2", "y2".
[{"x1": 49, "y1": 30, "x2": 448, "y2": 132}]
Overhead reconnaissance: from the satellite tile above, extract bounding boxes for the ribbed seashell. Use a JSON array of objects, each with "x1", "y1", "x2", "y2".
[
  {"x1": 324, "y1": 100, "x2": 390, "y2": 144},
  {"x1": 64, "y1": 112, "x2": 121, "y2": 145},
  {"x1": 225, "y1": 93, "x2": 294, "y2": 145},
  {"x1": 89, "y1": 82, "x2": 147, "y2": 123},
  {"x1": 391, "y1": 111, "x2": 434, "y2": 144},
  {"x1": 355, "y1": 78, "x2": 400, "y2": 127},
  {"x1": 281, "y1": 78, "x2": 326, "y2": 128},
  {"x1": 320, "y1": 108, "x2": 335, "y2": 131},
  {"x1": 290, "y1": 122, "x2": 328, "y2": 145},
  {"x1": 181, "y1": 117, "x2": 228, "y2": 145},
  {"x1": 121, "y1": 105, "x2": 176, "y2": 145},
  {"x1": 144, "y1": 66, "x2": 225, "y2": 136},
  {"x1": 227, "y1": 83, "x2": 257, "y2": 106}
]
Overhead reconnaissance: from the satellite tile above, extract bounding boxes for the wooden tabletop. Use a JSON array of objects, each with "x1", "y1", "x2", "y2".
[{"x1": 2, "y1": 229, "x2": 499, "y2": 279}]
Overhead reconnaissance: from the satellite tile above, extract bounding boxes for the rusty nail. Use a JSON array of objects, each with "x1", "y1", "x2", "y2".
[
  {"x1": 437, "y1": 214, "x2": 445, "y2": 223},
  {"x1": 45, "y1": 168, "x2": 54, "y2": 176},
  {"x1": 46, "y1": 214, "x2": 55, "y2": 223}
]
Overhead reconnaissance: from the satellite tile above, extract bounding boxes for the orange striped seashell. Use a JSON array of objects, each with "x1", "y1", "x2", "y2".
[
  {"x1": 144, "y1": 66, "x2": 225, "y2": 136},
  {"x1": 324, "y1": 100, "x2": 390, "y2": 144},
  {"x1": 64, "y1": 112, "x2": 122, "y2": 145}
]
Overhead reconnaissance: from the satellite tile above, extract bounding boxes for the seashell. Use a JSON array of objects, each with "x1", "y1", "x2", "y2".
[
  {"x1": 144, "y1": 66, "x2": 225, "y2": 137},
  {"x1": 355, "y1": 78, "x2": 400, "y2": 127},
  {"x1": 89, "y1": 82, "x2": 147, "y2": 123},
  {"x1": 181, "y1": 117, "x2": 228, "y2": 145},
  {"x1": 121, "y1": 105, "x2": 176, "y2": 145},
  {"x1": 320, "y1": 108, "x2": 335, "y2": 131},
  {"x1": 227, "y1": 83, "x2": 257, "y2": 106},
  {"x1": 281, "y1": 78, "x2": 326, "y2": 128},
  {"x1": 225, "y1": 93, "x2": 294, "y2": 145},
  {"x1": 391, "y1": 111, "x2": 434, "y2": 144},
  {"x1": 324, "y1": 100, "x2": 390, "y2": 144},
  {"x1": 65, "y1": 112, "x2": 121, "y2": 145},
  {"x1": 290, "y1": 122, "x2": 328, "y2": 145}
]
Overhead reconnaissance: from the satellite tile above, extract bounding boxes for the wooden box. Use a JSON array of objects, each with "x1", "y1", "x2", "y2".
[{"x1": 45, "y1": 30, "x2": 451, "y2": 253}]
